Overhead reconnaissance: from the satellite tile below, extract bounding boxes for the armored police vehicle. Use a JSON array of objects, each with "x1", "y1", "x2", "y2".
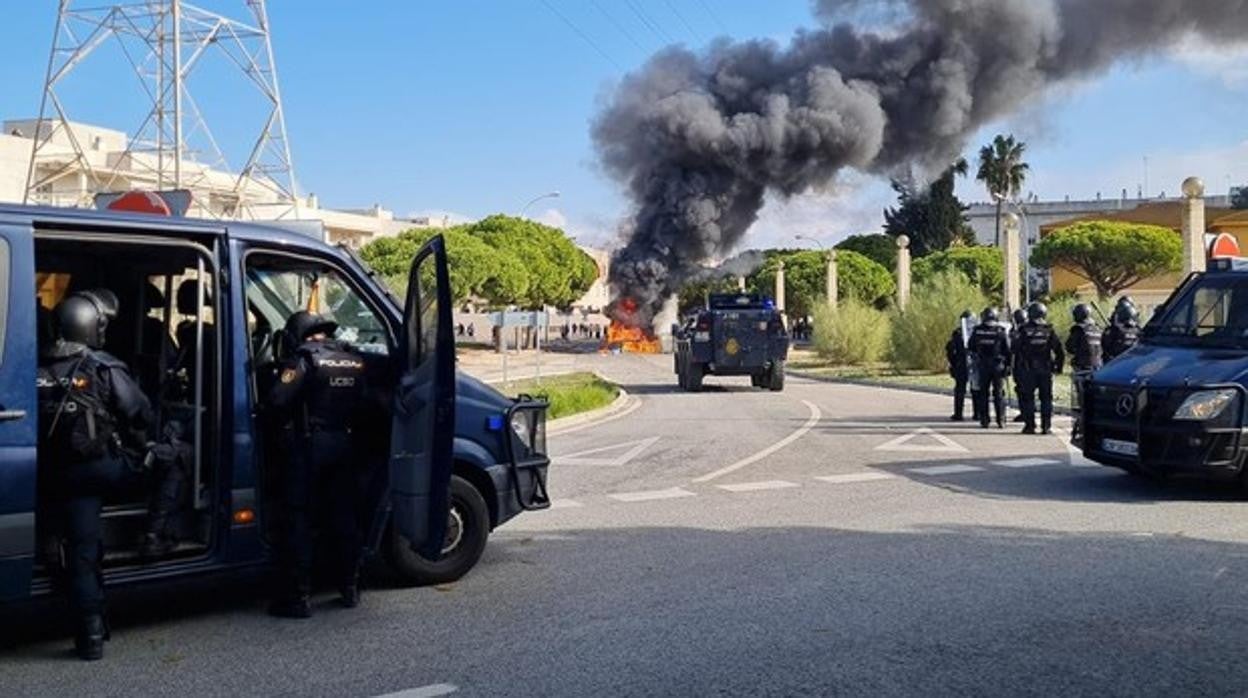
[
  {"x1": 0, "y1": 200, "x2": 550, "y2": 609},
  {"x1": 673, "y1": 293, "x2": 788, "y2": 392},
  {"x1": 1076, "y1": 257, "x2": 1248, "y2": 485}
]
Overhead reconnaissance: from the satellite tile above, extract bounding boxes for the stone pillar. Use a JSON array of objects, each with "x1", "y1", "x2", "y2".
[
  {"x1": 737, "y1": 275, "x2": 747, "y2": 292},
  {"x1": 1181, "y1": 176, "x2": 1207, "y2": 275},
  {"x1": 826, "y1": 250, "x2": 838, "y2": 309},
  {"x1": 895, "y1": 235, "x2": 911, "y2": 310},
  {"x1": 1002, "y1": 213, "x2": 1021, "y2": 312},
  {"x1": 775, "y1": 260, "x2": 786, "y2": 315}
]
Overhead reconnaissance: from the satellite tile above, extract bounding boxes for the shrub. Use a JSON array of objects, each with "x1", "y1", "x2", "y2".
[
  {"x1": 889, "y1": 271, "x2": 988, "y2": 371},
  {"x1": 812, "y1": 299, "x2": 890, "y2": 365}
]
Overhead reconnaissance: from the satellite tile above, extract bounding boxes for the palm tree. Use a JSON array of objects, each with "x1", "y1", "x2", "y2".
[{"x1": 976, "y1": 134, "x2": 1030, "y2": 246}]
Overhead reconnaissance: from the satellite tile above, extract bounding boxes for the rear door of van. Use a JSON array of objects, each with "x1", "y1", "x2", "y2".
[{"x1": 0, "y1": 220, "x2": 38, "y2": 601}]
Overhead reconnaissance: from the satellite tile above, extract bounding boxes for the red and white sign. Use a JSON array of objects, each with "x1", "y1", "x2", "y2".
[{"x1": 1208, "y1": 232, "x2": 1242, "y2": 259}]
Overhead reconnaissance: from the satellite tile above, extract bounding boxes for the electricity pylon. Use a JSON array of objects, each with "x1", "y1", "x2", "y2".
[{"x1": 24, "y1": 1, "x2": 300, "y2": 219}]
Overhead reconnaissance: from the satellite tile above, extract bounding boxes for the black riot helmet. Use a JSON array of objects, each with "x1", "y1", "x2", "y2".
[
  {"x1": 284, "y1": 310, "x2": 338, "y2": 344},
  {"x1": 1026, "y1": 302, "x2": 1048, "y2": 321},
  {"x1": 1012, "y1": 309, "x2": 1026, "y2": 326},
  {"x1": 1073, "y1": 303, "x2": 1091, "y2": 323},
  {"x1": 981, "y1": 307, "x2": 999, "y2": 324},
  {"x1": 55, "y1": 291, "x2": 113, "y2": 349},
  {"x1": 1114, "y1": 303, "x2": 1139, "y2": 325},
  {"x1": 1115, "y1": 295, "x2": 1136, "y2": 312}
]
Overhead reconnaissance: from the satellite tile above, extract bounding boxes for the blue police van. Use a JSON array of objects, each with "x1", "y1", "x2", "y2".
[
  {"x1": 673, "y1": 293, "x2": 789, "y2": 392},
  {"x1": 1076, "y1": 257, "x2": 1248, "y2": 485},
  {"x1": 0, "y1": 201, "x2": 550, "y2": 608}
]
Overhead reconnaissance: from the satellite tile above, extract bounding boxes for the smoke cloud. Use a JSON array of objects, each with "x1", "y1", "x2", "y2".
[{"x1": 595, "y1": 0, "x2": 1248, "y2": 327}]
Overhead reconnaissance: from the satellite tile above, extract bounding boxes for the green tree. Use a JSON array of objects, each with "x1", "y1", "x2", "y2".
[
  {"x1": 752, "y1": 249, "x2": 894, "y2": 316},
  {"x1": 976, "y1": 134, "x2": 1030, "y2": 247},
  {"x1": 1030, "y1": 220, "x2": 1182, "y2": 299},
  {"x1": 836, "y1": 233, "x2": 897, "y2": 272},
  {"x1": 913, "y1": 246, "x2": 1004, "y2": 299},
  {"x1": 883, "y1": 159, "x2": 974, "y2": 258},
  {"x1": 360, "y1": 226, "x2": 529, "y2": 306},
  {"x1": 470, "y1": 215, "x2": 597, "y2": 309}
]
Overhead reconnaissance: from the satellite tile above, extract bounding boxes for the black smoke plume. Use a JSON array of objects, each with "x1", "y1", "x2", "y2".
[{"x1": 595, "y1": 0, "x2": 1248, "y2": 327}]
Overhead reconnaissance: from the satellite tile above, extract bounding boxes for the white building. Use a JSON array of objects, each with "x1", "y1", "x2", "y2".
[
  {"x1": 0, "y1": 117, "x2": 445, "y2": 248},
  {"x1": 966, "y1": 191, "x2": 1232, "y2": 247}
]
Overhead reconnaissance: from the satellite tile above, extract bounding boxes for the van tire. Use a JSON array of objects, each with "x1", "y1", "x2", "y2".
[
  {"x1": 686, "y1": 361, "x2": 704, "y2": 392},
  {"x1": 386, "y1": 475, "x2": 490, "y2": 586},
  {"x1": 767, "y1": 361, "x2": 785, "y2": 391}
]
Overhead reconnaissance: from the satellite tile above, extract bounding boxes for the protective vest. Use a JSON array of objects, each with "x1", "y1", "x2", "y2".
[
  {"x1": 970, "y1": 324, "x2": 1007, "y2": 377},
  {"x1": 1104, "y1": 323, "x2": 1140, "y2": 360},
  {"x1": 1017, "y1": 322, "x2": 1057, "y2": 374},
  {"x1": 1069, "y1": 321, "x2": 1103, "y2": 370},
  {"x1": 296, "y1": 341, "x2": 367, "y2": 430},
  {"x1": 36, "y1": 352, "x2": 117, "y2": 462}
]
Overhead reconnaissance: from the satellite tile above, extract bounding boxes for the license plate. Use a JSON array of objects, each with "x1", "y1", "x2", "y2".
[
  {"x1": 1101, "y1": 438, "x2": 1138, "y2": 457},
  {"x1": 694, "y1": 331, "x2": 710, "y2": 342}
]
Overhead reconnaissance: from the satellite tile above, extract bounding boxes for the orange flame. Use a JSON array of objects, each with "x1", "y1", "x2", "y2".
[
  {"x1": 604, "y1": 321, "x2": 662, "y2": 354},
  {"x1": 603, "y1": 296, "x2": 662, "y2": 354}
]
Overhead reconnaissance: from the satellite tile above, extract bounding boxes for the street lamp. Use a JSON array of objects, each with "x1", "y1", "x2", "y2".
[
  {"x1": 520, "y1": 191, "x2": 561, "y2": 217},
  {"x1": 794, "y1": 234, "x2": 825, "y2": 251}
]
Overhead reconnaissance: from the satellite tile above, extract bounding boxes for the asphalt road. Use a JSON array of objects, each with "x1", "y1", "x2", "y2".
[{"x1": 5, "y1": 353, "x2": 1248, "y2": 697}]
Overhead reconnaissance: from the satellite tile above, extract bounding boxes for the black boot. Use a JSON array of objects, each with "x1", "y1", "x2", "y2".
[
  {"x1": 339, "y1": 583, "x2": 360, "y2": 609},
  {"x1": 268, "y1": 594, "x2": 312, "y2": 619},
  {"x1": 74, "y1": 614, "x2": 106, "y2": 661}
]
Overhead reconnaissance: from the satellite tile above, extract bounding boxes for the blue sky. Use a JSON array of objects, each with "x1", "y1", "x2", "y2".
[{"x1": 1, "y1": 1, "x2": 1246, "y2": 250}]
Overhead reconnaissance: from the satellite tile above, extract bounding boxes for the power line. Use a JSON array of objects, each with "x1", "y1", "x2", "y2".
[
  {"x1": 592, "y1": 0, "x2": 648, "y2": 53},
  {"x1": 624, "y1": 0, "x2": 676, "y2": 45},
  {"x1": 539, "y1": 0, "x2": 623, "y2": 70},
  {"x1": 661, "y1": 0, "x2": 703, "y2": 44},
  {"x1": 694, "y1": 0, "x2": 729, "y2": 34}
]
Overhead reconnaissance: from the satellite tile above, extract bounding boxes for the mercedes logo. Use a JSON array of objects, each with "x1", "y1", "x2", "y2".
[{"x1": 1115, "y1": 393, "x2": 1135, "y2": 417}]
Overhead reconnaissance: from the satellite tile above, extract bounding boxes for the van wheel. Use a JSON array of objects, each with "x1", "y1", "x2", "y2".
[
  {"x1": 768, "y1": 361, "x2": 786, "y2": 391},
  {"x1": 386, "y1": 475, "x2": 490, "y2": 586},
  {"x1": 686, "y1": 361, "x2": 704, "y2": 392}
]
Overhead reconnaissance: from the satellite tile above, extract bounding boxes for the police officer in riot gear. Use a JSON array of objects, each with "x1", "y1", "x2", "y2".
[
  {"x1": 1009, "y1": 309, "x2": 1028, "y2": 423},
  {"x1": 1015, "y1": 302, "x2": 1065, "y2": 434},
  {"x1": 945, "y1": 310, "x2": 977, "y2": 422},
  {"x1": 266, "y1": 311, "x2": 371, "y2": 618},
  {"x1": 970, "y1": 307, "x2": 1011, "y2": 429},
  {"x1": 1066, "y1": 304, "x2": 1103, "y2": 372},
  {"x1": 1103, "y1": 301, "x2": 1141, "y2": 361},
  {"x1": 38, "y1": 290, "x2": 152, "y2": 660}
]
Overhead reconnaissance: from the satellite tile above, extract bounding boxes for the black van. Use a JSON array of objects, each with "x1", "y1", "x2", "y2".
[
  {"x1": 1077, "y1": 257, "x2": 1248, "y2": 483},
  {"x1": 0, "y1": 202, "x2": 550, "y2": 608}
]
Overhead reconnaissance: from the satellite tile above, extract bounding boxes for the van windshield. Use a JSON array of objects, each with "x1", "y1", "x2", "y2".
[{"x1": 1148, "y1": 275, "x2": 1248, "y2": 347}]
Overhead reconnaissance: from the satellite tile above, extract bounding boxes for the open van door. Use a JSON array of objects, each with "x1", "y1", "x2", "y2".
[
  {"x1": 0, "y1": 223, "x2": 37, "y2": 601},
  {"x1": 387, "y1": 235, "x2": 456, "y2": 558}
]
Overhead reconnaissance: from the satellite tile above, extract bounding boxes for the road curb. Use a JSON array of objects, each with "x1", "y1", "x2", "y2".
[
  {"x1": 787, "y1": 369, "x2": 1075, "y2": 416},
  {"x1": 547, "y1": 383, "x2": 636, "y2": 435}
]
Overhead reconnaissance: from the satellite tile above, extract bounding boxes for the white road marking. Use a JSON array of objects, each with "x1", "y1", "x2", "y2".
[
  {"x1": 608, "y1": 487, "x2": 697, "y2": 502},
  {"x1": 815, "y1": 472, "x2": 898, "y2": 484},
  {"x1": 547, "y1": 499, "x2": 584, "y2": 509},
  {"x1": 554, "y1": 436, "x2": 661, "y2": 466},
  {"x1": 717, "y1": 480, "x2": 800, "y2": 492},
  {"x1": 373, "y1": 683, "x2": 459, "y2": 698},
  {"x1": 908, "y1": 464, "x2": 984, "y2": 475},
  {"x1": 1052, "y1": 427, "x2": 1099, "y2": 467},
  {"x1": 992, "y1": 457, "x2": 1061, "y2": 468},
  {"x1": 874, "y1": 427, "x2": 968, "y2": 453},
  {"x1": 692, "y1": 400, "x2": 823, "y2": 483}
]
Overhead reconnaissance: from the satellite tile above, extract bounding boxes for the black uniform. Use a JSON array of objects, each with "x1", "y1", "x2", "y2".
[
  {"x1": 37, "y1": 341, "x2": 152, "y2": 622},
  {"x1": 1103, "y1": 321, "x2": 1140, "y2": 362},
  {"x1": 1015, "y1": 321, "x2": 1065, "y2": 433},
  {"x1": 970, "y1": 322, "x2": 1011, "y2": 428},
  {"x1": 1065, "y1": 320, "x2": 1104, "y2": 372},
  {"x1": 267, "y1": 326, "x2": 370, "y2": 613},
  {"x1": 945, "y1": 329, "x2": 972, "y2": 421}
]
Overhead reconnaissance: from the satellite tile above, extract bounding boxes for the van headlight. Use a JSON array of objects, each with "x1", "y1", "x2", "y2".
[
  {"x1": 510, "y1": 412, "x2": 532, "y2": 447},
  {"x1": 1173, "y1": 389, "x2": 1237, "y2": 421}
]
